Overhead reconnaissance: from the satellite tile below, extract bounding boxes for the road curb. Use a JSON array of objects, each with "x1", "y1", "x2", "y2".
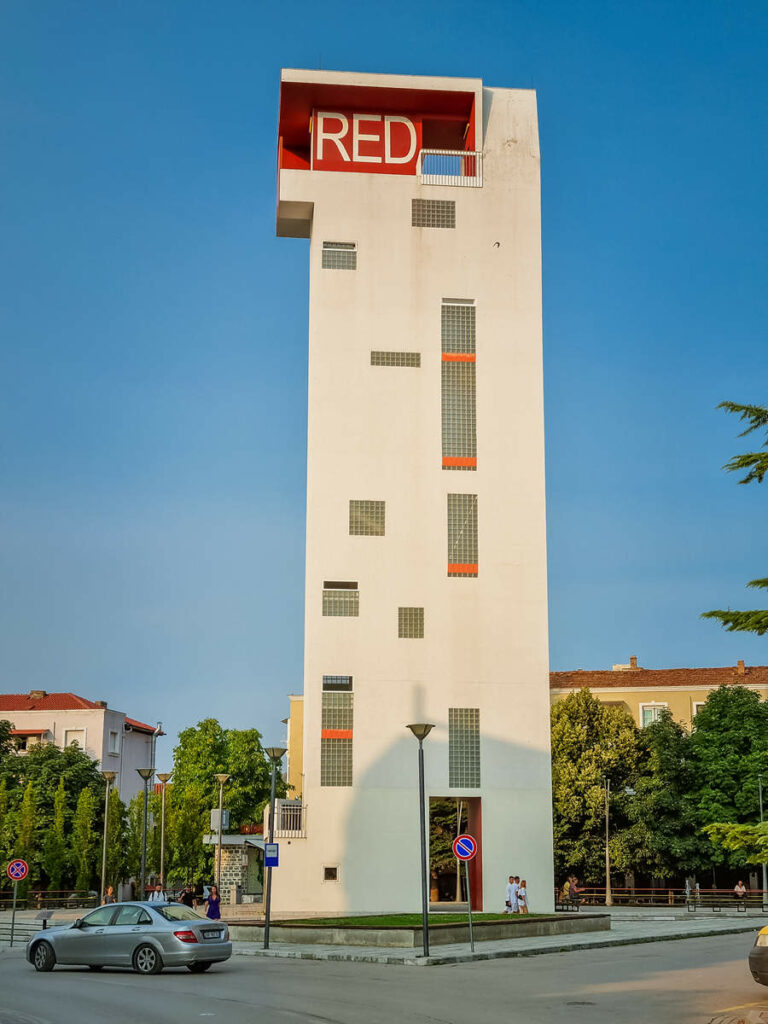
[{"x1": 231, "y1": 921, "x2": 761, "y2": 967}]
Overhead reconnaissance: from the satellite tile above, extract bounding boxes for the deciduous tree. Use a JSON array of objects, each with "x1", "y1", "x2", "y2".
[{"x1": 71, "y1": 787, "x2": 97, "y2": 891}]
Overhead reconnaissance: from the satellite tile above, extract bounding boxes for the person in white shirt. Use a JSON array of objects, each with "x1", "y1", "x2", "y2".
[
  {"x1": 505, "y1": 875, "x2": 516, "y2": 914},
  {"x1": 518, "y1": 879, "x2": 529, "y2": 915},
  {"x1": 148, "y1": 884, "x2": 167, "y2": 902},
  {"x1": 511, "y1": 876, "x2": 520, "y2": 913}
]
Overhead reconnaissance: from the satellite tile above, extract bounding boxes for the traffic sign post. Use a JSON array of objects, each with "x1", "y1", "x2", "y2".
[
  {"x1": 452, "y1": 835, "x2": 477, "y2": 953},
  {"x1": 264, "y1": 843, "x2": 279, "y2": 868},
  {"x1": 7, "y1": 860, "x2": 29, "y2": 948}
]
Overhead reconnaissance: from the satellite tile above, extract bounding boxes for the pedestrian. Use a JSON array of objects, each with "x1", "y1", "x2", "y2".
[
  {"x1": 505, "y1": 875, "x2": 515, "y2": 913},
  {"x1": 561, "y1": 877, "x2": 571, "y2": 903},
  {"x1": 205, "y1": 884, "x2": 221, "y2": 920},
  {"x1": 518, "y1": 879, "x2": 529, "y2": 915},
  {"x1": 510, "y1": 876, "x2": 520, "y2": 913},
  {"x1": 179, "y1": 884, "x2": 196, "y2": 909},
  {"x1": 570, "y1": 876, "x2": 582, "y2": 905},
  {"x1": 734, "y1": 880, "x2": 748, "y2": 901},
  {"x1": 102, "y1": 885, "x2": 117, "y2": 906},
  {"x1": 148, "y1": 883, "x2": 167, "y2": 903}
]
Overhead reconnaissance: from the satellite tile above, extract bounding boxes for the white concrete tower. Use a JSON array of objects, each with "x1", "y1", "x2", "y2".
[{"x1": 274, "y1": 69, "x2": 553, "y2": 913}]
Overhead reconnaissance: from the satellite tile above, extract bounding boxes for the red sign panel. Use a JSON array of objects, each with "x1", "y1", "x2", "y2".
[{"x1": 312, "y1": 110, "x2": 423, "y2": 175}]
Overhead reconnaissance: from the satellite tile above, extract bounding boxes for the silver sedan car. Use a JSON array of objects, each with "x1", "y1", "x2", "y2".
[{"x1": 26, "y1": 901, "x2": 232, "y2": 975}]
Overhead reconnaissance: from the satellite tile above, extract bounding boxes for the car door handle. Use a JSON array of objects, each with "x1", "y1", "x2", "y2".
[
  {"x1": 94, "y1": 929, "x2": 104, "y2": 934},
  {"x1": 131, "y1": 927, "x2": 142, "y2": 932}
]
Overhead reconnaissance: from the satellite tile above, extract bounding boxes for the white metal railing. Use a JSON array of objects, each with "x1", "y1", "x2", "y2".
[
  {"x1": 418, "y1": 149, "x2": 483, "y2": 187},
  {"x1": 273, "y1": 799, "x2": 306, "y2": 837}
]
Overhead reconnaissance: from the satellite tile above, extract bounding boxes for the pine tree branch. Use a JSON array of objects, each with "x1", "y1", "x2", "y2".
[
  {"x1": 717, "y1": 402, "x2": 768, "y2": 438},
  {"x1": 701, "y1": 609, "x2": 768, "y2": 636}
]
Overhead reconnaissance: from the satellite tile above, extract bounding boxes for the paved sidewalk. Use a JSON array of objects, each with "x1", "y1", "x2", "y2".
[{"x1": 230, "y1": 915, "x2": 763, "y2": 966}]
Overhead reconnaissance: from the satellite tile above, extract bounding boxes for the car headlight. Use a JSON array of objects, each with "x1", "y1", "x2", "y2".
[{"x1": 754, "y1": 933, "x2": 768, "y2": 947}]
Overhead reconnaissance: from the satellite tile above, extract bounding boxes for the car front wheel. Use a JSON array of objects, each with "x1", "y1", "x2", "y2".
[
  {"x1": 32, "y1": 941, "x2": 56, "y2": 972},
  {"x1": 187, "y1": 961, "x2": 213, "y2": 973},
  {"x1": 133, "y1": 944, "x2": 163, "y2": 975}
]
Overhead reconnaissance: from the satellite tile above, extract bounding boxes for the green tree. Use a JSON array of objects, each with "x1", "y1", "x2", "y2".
[
  {"x1": 105, "y1": 787, "x2": 127, "y2": 891},
  {"x1": 71, "y1": 787, "x2": 97, "y2": 891},
  {"x1": 0, "y1": 720, "x2": 13, "y2": 771},
  {"x1": 704, "y1": 821, "x2": 768, "y2": 863},
  {"x1": 613, "y1": 710, "x2": 704, "y2": 880},
  {"x1": 0, "y1": 778, "x2": 10, "y2": 866},
  {"x1": 13, "y1": 781, "x2": 39, "y2": 887},
  {"x1": 125, "y1": 791, "x2": 148, "y2": 885},
  {"x1": 42, "y1": 778, "x2": 68, "y2": 890},
  {"x1": 551, "y1": 689, "x2": 641, "y2": 883},
  {"x1": 702, "y1": 401, "x2": 768, "y2": 635}
]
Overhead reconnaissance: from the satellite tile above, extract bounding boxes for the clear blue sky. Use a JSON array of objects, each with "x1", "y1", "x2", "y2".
[{"x1": 2, "y1": 1, "x2": 767, "y2": 769}]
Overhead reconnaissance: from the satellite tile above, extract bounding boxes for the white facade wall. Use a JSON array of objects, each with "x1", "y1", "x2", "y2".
[
  {"x1": 5, "y1": 707, "x2": 154, "y2": 802},
  {"x1": 275, "y1": 71, "x2": 553, "y2": 914}
]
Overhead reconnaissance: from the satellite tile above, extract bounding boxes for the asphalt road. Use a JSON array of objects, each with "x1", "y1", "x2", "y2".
[{"x1": 0, "y1": 933, "x2": 766, "y2": 1024}]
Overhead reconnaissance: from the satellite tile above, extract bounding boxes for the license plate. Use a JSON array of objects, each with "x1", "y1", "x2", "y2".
[{"x1": 203, "y1": 929, "x2": 222, "y2": 939}]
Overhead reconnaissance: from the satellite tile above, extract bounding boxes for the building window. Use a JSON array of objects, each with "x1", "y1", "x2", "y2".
[
  {"x1": 323, "y1": 866, "x2": 339, "y2": 882},
  {"x1": 14, "y1": 735, "x2": 28, "y2": 751},
  {"x1": 692, "y1": 701, "x2": 707, "y2": 720},
  {"x1": 349, "y1": 500, "x2": 385, "y2": 536},
  {"x1": 322, "y1": 675, "x2": 353, "y2": 691},
  {"x1": 64, "y1": 729, "x2": 85, "y2": 749},
  {"x1": 321, "y1": 241, "x2": 357, "y2": 270},
  {"x1": 398, "y1": 607, "x2": 424, "y2": 639},
  {"x1": 108, "y1": 731, "x2": 120, "y2": 755},
  {"x1": 322, "y1": 582, "x2": 360, "y2": 617},
  {"x1": 640, "y1": 704, "x2": 668, "y2": 727},
  {"x1": 321, "y1": 691, "x2": 353, "y2": 786},
  {"x1": 412, "y1": 199, "x2": 456, "y2": 228},
  {"x1": 449, "y1": 708, "x2": 480, "y2": 788},
  {"x1": 371, "y1": 351, "x2": 421, "y2": 367},
  {"x1": 447, "y1": 493, "x2": 478, "y2": 577},
  {"x1": 441, "y1": 300, "x2": 476, "y2": 355}
]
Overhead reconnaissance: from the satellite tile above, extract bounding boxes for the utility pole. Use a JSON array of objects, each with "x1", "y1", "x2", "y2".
[
  {"x1": 760, "y1": 774, "x2": 767, "y2": 907},
  {"x1": 156, "y1": 773, "x2": 172, "y2": 886},
  {"x1": 214, "y1": 773, "x2": 230, "y2": 895}
]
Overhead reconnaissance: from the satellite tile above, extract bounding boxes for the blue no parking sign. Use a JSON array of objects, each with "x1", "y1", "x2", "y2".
[
  {"x1": 452, "y1": 835, "x2": 477, "y2": 862},
  {"x1": 7, "y1": 859, "x2": 28, "y2": 882}
]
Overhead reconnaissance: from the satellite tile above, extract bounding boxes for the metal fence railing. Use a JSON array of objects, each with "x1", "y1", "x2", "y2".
[
  {"x1": 553, "y1": 886, "x2": 768, "y2": 911},
  {"x1": 0, "y1": 890, "x2": 98, "y2": 913},
  {"x1": 273, "y1": 800, "x2": 306, "y2": 838},
  {"x1": 418, "y1": 150, "x2": 483, "y2": 188}
]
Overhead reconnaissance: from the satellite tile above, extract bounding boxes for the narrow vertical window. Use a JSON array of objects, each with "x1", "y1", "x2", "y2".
[
  {"x1": 449, "y1": 708, "x2": 480, "y2": 787},
  {"x1": 441, "y1": 301, "x2": 476, "y2": 470},
  {"x1": 447, "y1": 494, "x2": 478, "y2": 577},
  {"x1": 321, "y1": 690, "x2": 353, "y2": 786}
]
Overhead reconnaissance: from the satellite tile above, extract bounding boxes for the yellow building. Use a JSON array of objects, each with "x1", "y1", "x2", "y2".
[
  {"x1": 285, "y1": 694, "x2": 304, "y2": 799},
  {"x1": 550, "y1": 657, "x2": 768, "y2": 729}
]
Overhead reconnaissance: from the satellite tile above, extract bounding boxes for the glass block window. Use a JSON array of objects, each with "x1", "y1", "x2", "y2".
[
  {"x1": 320, "y1": 739, "x2": 352, "y2": 786},
  {"x1": 322, "y1": 582, "x2": 360, "y2": 616},
  {"x1": 449, "y1": 708, "x2": 480, "y2": 787},
  {"x1": 371, "y1": 351, "x2": 421, "y2": 367},
  {"x1": 442, "y1": 301, "x2": 476, "y2": 354},
  {"x1": 322, "y1": 241, "x2": 357, "y2": 270},
  {"x1": 412, "y1": 199, "x2": 456, "y2": 228},
  {"x1": 321, "y1": 691, "x2": 353, "y2": 786},
  {"x1": 442, "y1": 361, "x2": 476, "y2": 469},
  {"x1": 349, "y1": 500, "x2": 385, "y2": 536},
  {"x1": 398, "y1": 606, "x2": 424, "y2": 638},
  {"x1": 447, "y1": 494, "x2": 478, "y2": 577},
  {"x1": 322, "y1": 675, "x2": 353, "y2": 691}
]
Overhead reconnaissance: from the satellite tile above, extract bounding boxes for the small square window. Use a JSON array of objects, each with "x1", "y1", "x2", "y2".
[
  {"x1": 108, "y1": 731, "x2": 120, "y2": 755},
  {"x1": 349, "y1": 500, "x2": 385, "y2": 536},
  {"x1": 322, "y1": 241, "x2": 357, "y2": 270},
  {"x1": 323, "y1": 866, "x2": 339, "y2": 882},
  {"x1": 398, "y1": 607, "x2": 424, "y2": 639},
  {"x1": 640, "y1": 704, "x2": 667, "y2": 727}
]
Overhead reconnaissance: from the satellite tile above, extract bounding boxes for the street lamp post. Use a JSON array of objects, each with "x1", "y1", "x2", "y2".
[
  {"x1": 136, "y1": 768, "x2": 154, "y2": 900},
  {"x1": 214, "y1": 773, "x2": 230, "y2": 895},
  {"x1": 407, "y1": 723, "x2": 435, "y2": 958},
  {"x1": 603, "y1": 776, "x2": 612, "y2": 907},
  {"x1": 759, "y1": 774, "x2": 767, "y2": 906},
  {"x1": 156, "y1": 772, "x2": 172, "y2": 887},
  {"x1": 100, "y1": 771, "x2": 117, "y2": 904},
  {"x1": 263, "y1": 747, "x2": 287, "y2": 951}
]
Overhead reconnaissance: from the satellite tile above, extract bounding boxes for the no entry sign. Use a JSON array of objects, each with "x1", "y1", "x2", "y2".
[
  {"x1": 7, "y1": 859, "x2": 28, "y2": 881},
  {"x1": 452, "y1": 834, "x2": 477, "y2": 862}
]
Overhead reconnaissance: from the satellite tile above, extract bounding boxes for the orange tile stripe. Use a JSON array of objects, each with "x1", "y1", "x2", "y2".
[
  {"x1": 442, "y1": 353, "x2": 476, "y2": 362},
  {"x1": 321, "y1": 729, "x2": 353, "y2": 740},
  {"x1": 443, "y1": 456, "x2": 477, "y2": 468},
  {"x1": 448, "y1": 563, "x2": 478, "y2": 574}
]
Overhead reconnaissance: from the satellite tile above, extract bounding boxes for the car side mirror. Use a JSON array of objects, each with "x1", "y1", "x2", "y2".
[{"x1": 72, "y1": 919, "x2": 82, "y2": 929}]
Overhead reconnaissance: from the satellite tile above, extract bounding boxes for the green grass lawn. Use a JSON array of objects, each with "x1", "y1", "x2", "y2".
[{"x1": 285, "y1": 913, "x2": 542, "y2": 928}]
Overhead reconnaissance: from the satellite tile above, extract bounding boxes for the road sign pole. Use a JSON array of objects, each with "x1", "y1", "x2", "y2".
[
  {"x1": 10, "y1": 881, "x2": 17, "y2": 948},
  {"x1": 464, "y1": 861, "x2": 474, "y2": 953}
]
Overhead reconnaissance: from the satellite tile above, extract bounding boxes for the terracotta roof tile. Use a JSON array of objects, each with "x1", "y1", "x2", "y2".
[
  {"x1": 550, "y1": 665, "x2": 768, "y2": 689},
  {"x1": 0, "y1": 692, "x2": 100, "y2": 712}
]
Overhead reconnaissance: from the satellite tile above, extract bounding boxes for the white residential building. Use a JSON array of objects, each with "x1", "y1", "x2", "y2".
[
  {"x1": 0, "y1": 690, "x2": 160, "y2": 802},
  {"x1": 274, "y1": 69, "x2": 553, "y2": 914}
]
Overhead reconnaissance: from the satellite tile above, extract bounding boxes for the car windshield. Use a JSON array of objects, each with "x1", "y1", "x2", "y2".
[{"x1": 154, "y1": 904, "x2": 205, "y2": 922}]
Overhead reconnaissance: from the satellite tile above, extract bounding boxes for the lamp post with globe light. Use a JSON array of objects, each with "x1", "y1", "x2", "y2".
[
  {"x1": 136, "y1": 768, "x2": 154, "y2": 899},
  {"x1": 214, "y1": 773, "x2": 230, "y2": 894},
  {"x1": 156, "y1": 773, "x2": 172, "y2": 887}
]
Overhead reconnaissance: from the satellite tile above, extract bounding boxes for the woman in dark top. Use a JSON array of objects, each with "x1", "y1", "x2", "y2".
[{"x1": 204, "y1": 884, "x2": 221, "y2": 920}]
